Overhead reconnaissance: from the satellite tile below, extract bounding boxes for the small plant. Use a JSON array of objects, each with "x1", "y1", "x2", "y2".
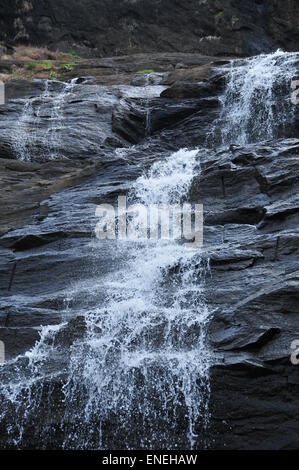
[
  {"x1": 62, "y1": 51, "x2": 80, "y2": 60},
  {"x1": 136, "y1": 69, "x2": 154, "y2": 75},
  {"x1": 49, "y1": 70, "x2": 57, "y2": 80},
  {"x1": 232, "y1": 15, "x2": 239, "y2": 27},
  {"x1": 25, "y1": 61, "x2": 53, "y2": 71},
  {"x1": 59, "y1": 63, "x2": 75, "y2": 72},
  {"x1": 7, "y1": 70, "x2": 17, "y2": 79},
  {"x1": 41, "y1": 61, "x2": 52, "y2": 70},
  {"x1": 25, "y1": 62, "x2": 37, "y2": 70}
]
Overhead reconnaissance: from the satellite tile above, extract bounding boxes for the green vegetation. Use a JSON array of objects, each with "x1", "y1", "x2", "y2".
[
  {"x1": 136, "y1": 69, "x2": 154, "y2": 75},
  {"x1": 7, "y1": 70, "x2": 17, "y2": 79},
  {"x1": 25, "y1": 61, "x2": 53, "y2": 71},
  {"x1": 4, "y1": 55, "x2": 77, "y2": 82},
  {"x1": 24, "y1": 61, "x2": 75, "y2": 74},
  {"x1": 49, "y1": 70, "x2": 57, "y2": 80},
  {"x1": 59, "y1": 63, "x2": 75, "y2": 72},
  {"x1": 62, "y1": 51, "x2": 80, "y2": 60},
  {"x1": 232, "y1": 15, "x2": 239, "y2": 27},
  {"x1": 25, "y1": 62, "x2": 35, "y2": 70}
]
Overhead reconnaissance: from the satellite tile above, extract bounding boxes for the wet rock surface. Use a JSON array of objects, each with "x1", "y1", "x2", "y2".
[
  {"x1": 0, "y1": 0, "x2": 298, "y2": 57},
  {"x1": 188, "y1": 139, "x2": 299, "y2": 449},
  {"x1": 0, "y1": 52, "x2": 298, "y2": 449}
]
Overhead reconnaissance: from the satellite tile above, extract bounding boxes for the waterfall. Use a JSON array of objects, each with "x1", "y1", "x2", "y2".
[
  {"x1": 12, "y1": 97, "x2": 34, "y2": 161},
  {"x1": 145, "y1": 109, "x2": 151, "y2": 137},
  {"x1": 0, "y1": 148, "x2": 210, "y2": 450},
  {"x1": 218, "y1": 50, "x2": 299, "y2": 145},
  {"x1": 12, "y1": 79, "x2": 77, "y2": 161},
  {"x1": 46, "y1": 78, "x2": 77, "y2": 159},
  {"x1": 1, "y1": 50, "x2": 297, "y2": 450},
  {"x1": 145, "y1": 74, "x2": 152, "y2": 137},
  {"x1": 12, "y1": 81, "x2": 49, "y2": 161},
  {"x1": 62, "y1": 148, "x2": 210, "y2": 449}
]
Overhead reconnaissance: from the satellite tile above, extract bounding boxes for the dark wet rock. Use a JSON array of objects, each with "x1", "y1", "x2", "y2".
[
  {"x1": 209, "y1": 358, "x2": 299, "y2": 450},
  {"x1": 209, "y1": 248, "x2": 264, "y2": 271},
  {"x1": 0, "y1": 79, "x2": 125, "y2": 162},
  {"x1": 0, "y1": 137, "x2": 15, "y2": 160},
  {"x1": 4, "y1": 79, "x2": 46, "y2": 100},
  {"x1": 0, "y1": 55, "x2": 298, "y2": 449},
  {"x1": 210, "y1": 325, "x2": 281, "y2": 351},
  {"x1": 113, "y1": 96, "x2": 219, "y2": 144},
  {"x1": 103, "y1": 136, "x2": 128, "y2": 149},
  {"x1": 53, "y1": 316, "x2": 87, "y2": 348},
  {"x1": 161, "y1": 82, "x2": 213, "y2": 99},
  {"x1": 190, "y1": 140, "x2": 299, "y2": 229},
  {"x1": 162, "y1": 64, "x2": 213, "y2": 85},
  {"x1": 0, "y1": 156, "x2": 98, "y2": 236},
  {"x1": 0, "y1": 1, "x2": 298, "y2": 57},
  {"x1": 9, "y1": 232, "x2": 67, "y2": 252},
  {"x1": 0, "y1": 305, "x2": 64, "y2": 329},
  {"x1": 0, "y1": 326, "x2": 40, "y2": 359},
  {"x1": 161, "y1": 71, "x2": 226, "y2": 99},
  {"x1": 173, "y1": 137, "x2": 299, "y2": 448},
  {"x1": 150, "y1": 98, "x2": 219, "y2": 135},
  {"x1": 112, "y1": 98, "x2": 147, "y2": 144}
]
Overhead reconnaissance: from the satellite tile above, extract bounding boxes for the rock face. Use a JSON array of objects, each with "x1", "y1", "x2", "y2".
[
  {"x1": 0, "y1": 0, "x2": 298, "y2": 57},
  {"x1": 0, "y1": 50, "x2": 298, "y2": 450},
  {"x1": 189, "y1": 140, "x2": 299, "y2": 449}
]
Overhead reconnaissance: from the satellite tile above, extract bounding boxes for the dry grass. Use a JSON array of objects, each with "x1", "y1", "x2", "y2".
[
  {"x1": 4, "y1": 46, "x2": 60, "y2": 62},
  {"x1": 0, "y1": 46, "x2": 81, "y2": 82},
  {"x1": 0, "y1": 73, "x2": 10, "y2": 83},
  {"x1": 1, "y1": 62, "x2": 76, "y2": 82}
]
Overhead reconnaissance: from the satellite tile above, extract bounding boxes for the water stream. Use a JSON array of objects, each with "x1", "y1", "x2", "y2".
[
  {"x1": 0, "y1": 51, "x2": 298, "y2": 449},
  {"x1": 218, "y1": 50, "x2": 298, "y2": 145},
  {"x1": 12, "y1": 79, "x2": 77, "y2": 161}
]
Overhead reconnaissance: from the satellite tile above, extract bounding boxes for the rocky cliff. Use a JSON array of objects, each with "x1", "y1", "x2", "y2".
[
  {"x1": 0, "y1": 0, "x2": 299, "y2": 453},
  {"x1": 0, "y1": 49, "x2": 298, "y2": 449},
  {"x1": 0, "y1": 0, "x2": 298, "y2": 57}
]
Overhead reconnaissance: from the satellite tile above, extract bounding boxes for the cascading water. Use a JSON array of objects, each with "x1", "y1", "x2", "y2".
[
  {"x1": 218, "y1": 50, "x2": 298, "y2": 145},
  {"x1": 46, "y1": 78, "x2": 77, "y2": 159},
  {"x1": 12, "y1": 79, "x2": 77, "y2": 161},
  {"x1": 145, "y1": 73, "x2": 153, "y2": 137},
  {"x1": 0, "y1": 147, "x2": 210, "y2": 449},
  {"x1": 1, "y1": 50, "x2": 298, "y2": 450},
  {"x1": 62, "y1": 148, "x2": 210, "y2": 450},
  {"x1": 12, "y1": 81, "x2": 49, "y2": 161}
]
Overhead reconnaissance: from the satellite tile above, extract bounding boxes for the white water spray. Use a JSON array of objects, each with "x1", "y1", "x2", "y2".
[
  {"x1": 2, "y1": 50, "x2": 297, "y2": 450},
  {"x1": 46, "y1": 78, "x2": 77, "y2": 159},
  {"x1": 12, "y1": 79, "x2": 77, "y2": 161},
  {"x1": 218, "y1": 50, "x2": 299, "y2": 145},
  {"x1": 0, "y1": 148, "x2": 210, "y2": 450},
  {"x1": 12, "y1": 81, "x2": 49, "y2": 161},
  {"x1": 62, "y1": 148, "x2": 210, "y2": 449}
]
